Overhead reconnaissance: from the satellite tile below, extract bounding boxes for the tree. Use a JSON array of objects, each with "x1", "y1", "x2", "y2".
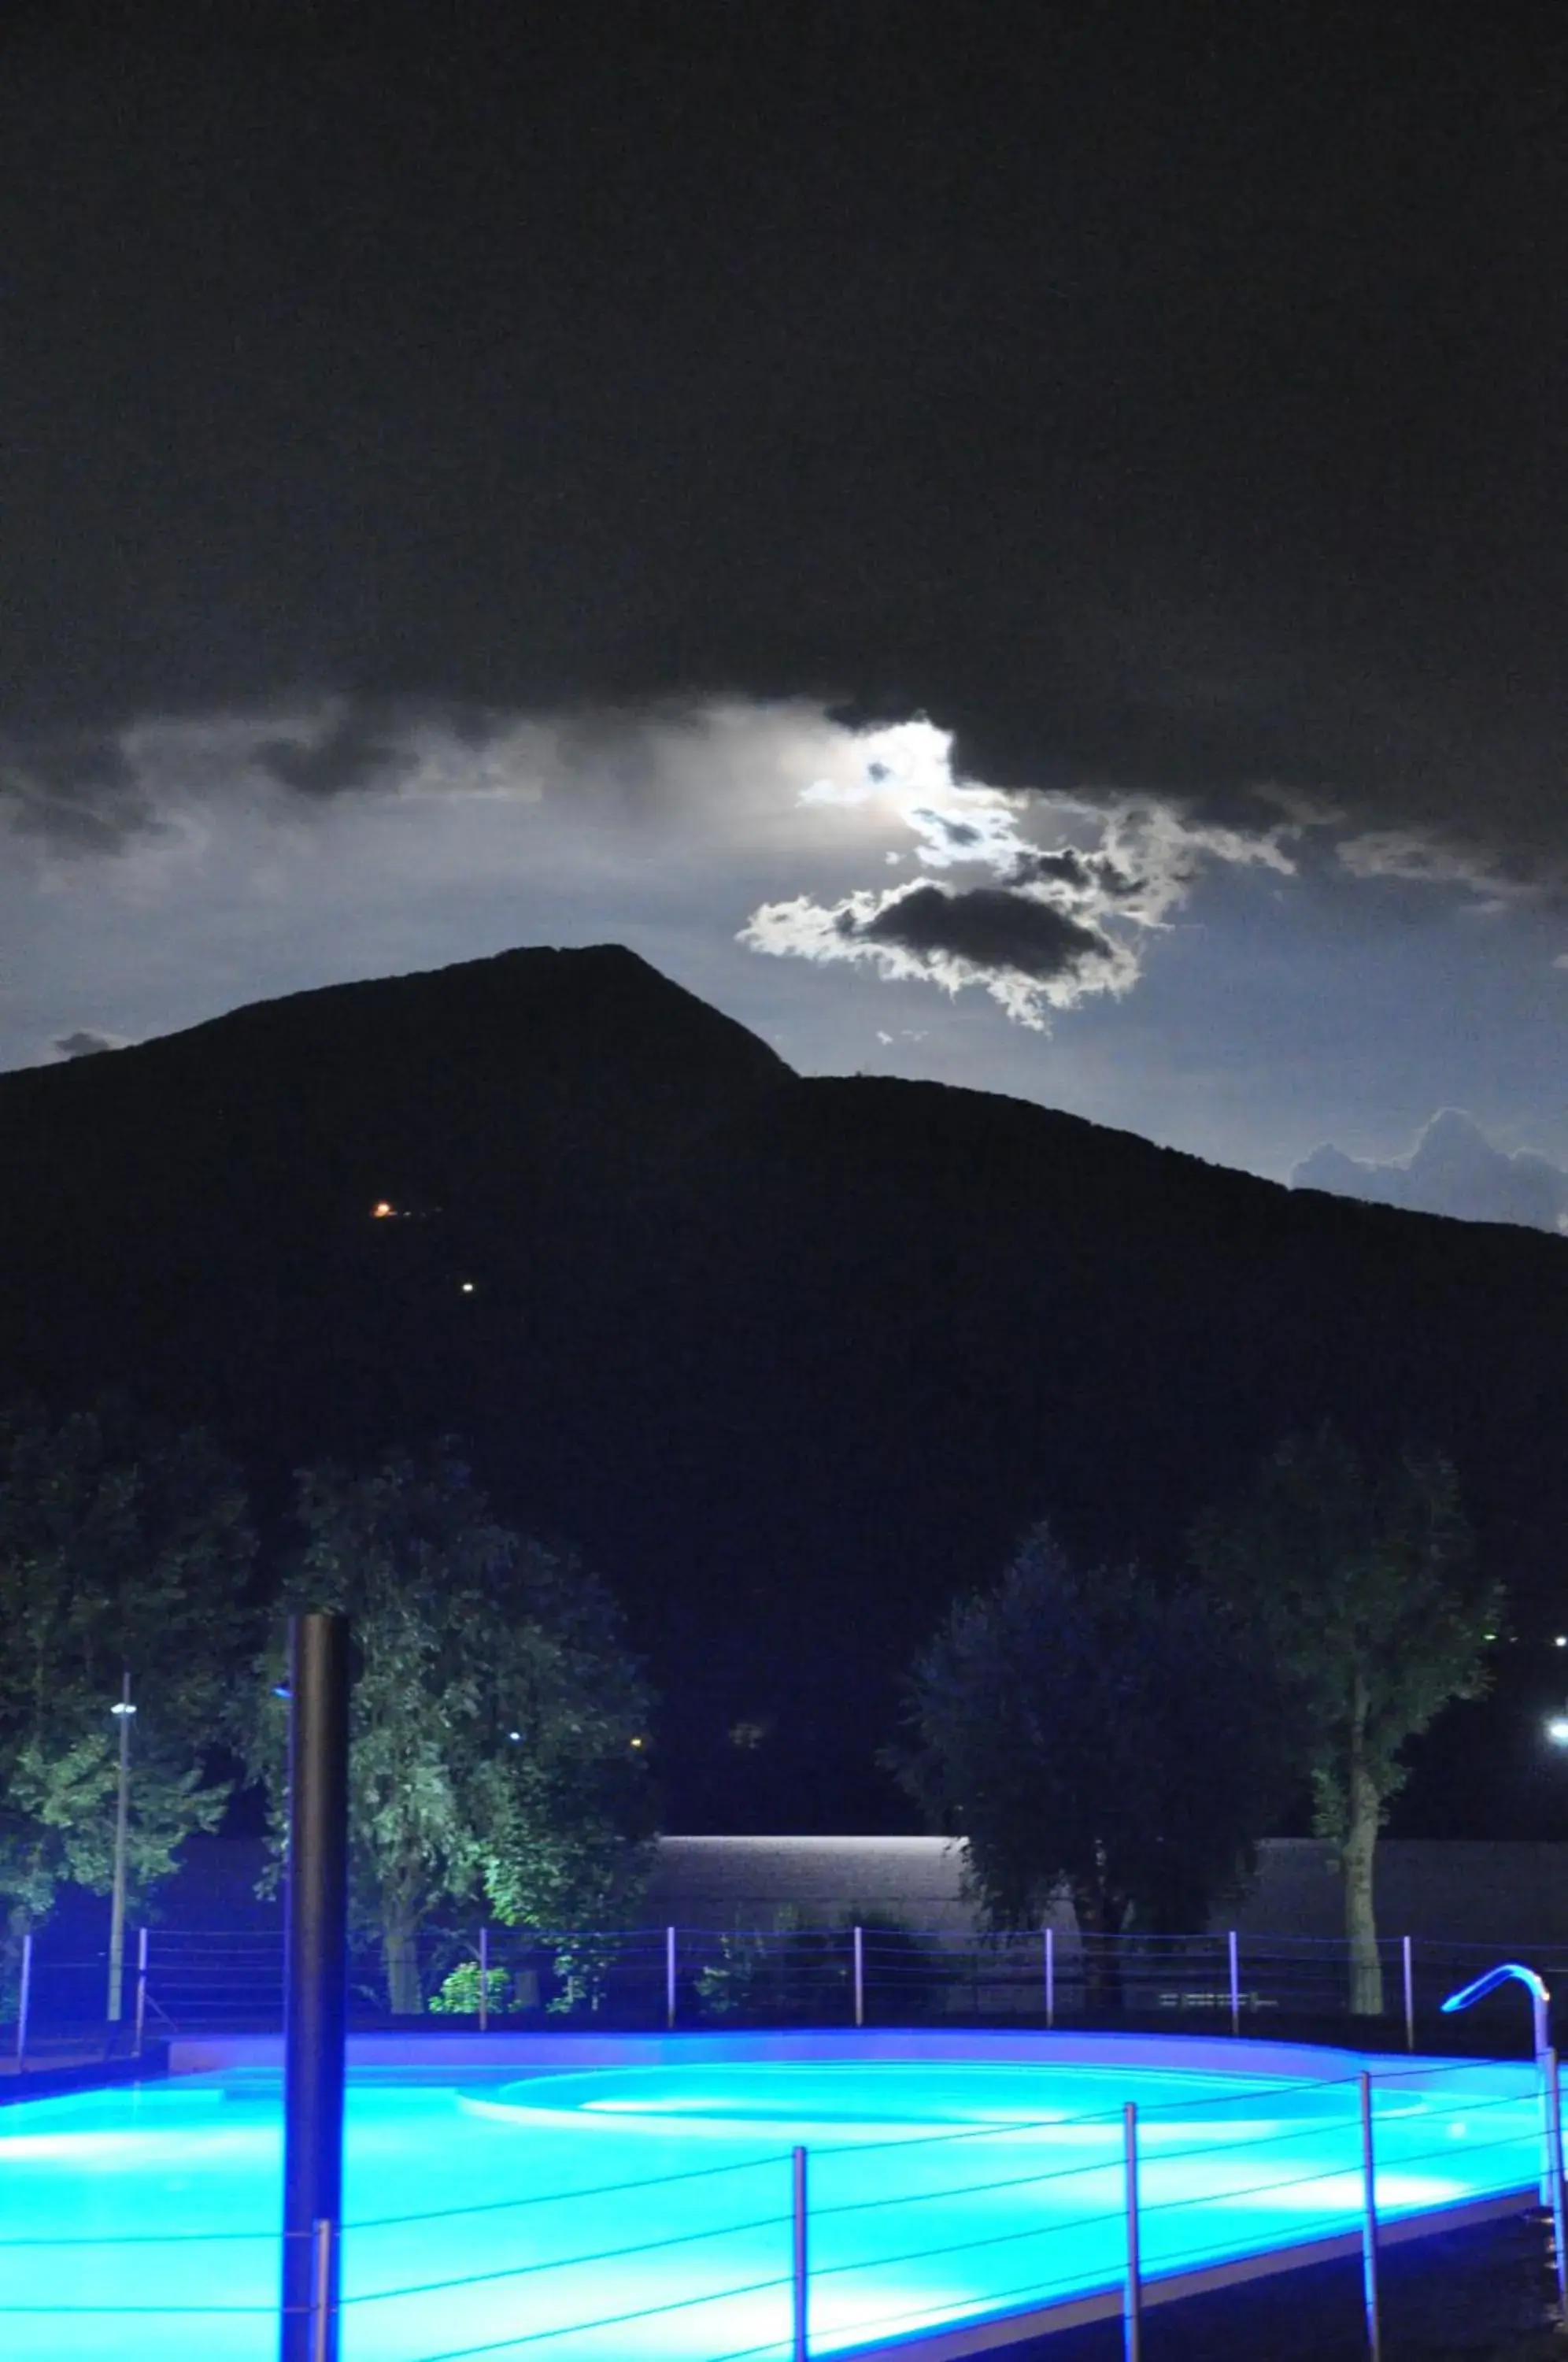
[
  {"x1": 242, "y1": 1447, "x2": 655, "y2": 2014},
  {"x1": 1191, "y1": 1427, "x2": 1500, "y2": 2016},
  {"x1": 889, "y1": 1526, "x2": 1284, "y2": 1953},
  {"x1": 0, "y1": 1399, "x2": 255, "y2": 1991}
]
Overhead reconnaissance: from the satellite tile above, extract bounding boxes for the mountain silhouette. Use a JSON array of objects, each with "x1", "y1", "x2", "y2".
[{"x1": 3, "y1": 946, "x2": 1564, "y2": 1832}]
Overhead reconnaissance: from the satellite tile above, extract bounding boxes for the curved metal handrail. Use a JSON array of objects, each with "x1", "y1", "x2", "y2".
[{"x1": 1441, "y1": 1961, "x2": 1551, "y2": 2058}]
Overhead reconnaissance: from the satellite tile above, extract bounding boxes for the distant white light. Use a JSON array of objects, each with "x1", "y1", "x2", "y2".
[
  {"x1": 508, "y1": 1731, "x2": 522, "y2": 1743},
  {"x1": 1548, "y1": 1716, "x2": 1568, "y2": 1747},
  {"x1": 460, "y1": 1281, "x2": 475, "y2": 1294},
  {"x1": 109, "y1": 1701, "x2": 137, "y2": 1718},
  {"x1": 1555, "y1": 1635, "x2": 1566, "y2": 1649}
]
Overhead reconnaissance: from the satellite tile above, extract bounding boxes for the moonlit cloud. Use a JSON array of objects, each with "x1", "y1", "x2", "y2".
[
  {"x1": 1335, "y1": 830, "x2": 1542, "y2": 904},
  {"x1": 4, "y1": 691, "x2": 1565, "y2": 1206},
  {"x1": 740, "y1": 717, "x2": 1307, "y2": 1026},
  {"x1": 745, "y1": 881, "x2": 1136, "y2": 1027},
  {"x1": 1292, "y1": 1109, "x2": 1568, "y2": 1234},
  {"x1": 3, "y1": 696, "x2": 921, "y2": 867},
  {"x1": 6, "y1": 695, "x2": 1540, "y2": 1062}
]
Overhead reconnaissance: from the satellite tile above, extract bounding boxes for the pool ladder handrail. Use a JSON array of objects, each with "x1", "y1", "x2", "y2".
[{"x1": 1440, "y1": 1960, "x2": 1551, "y2": 2058}]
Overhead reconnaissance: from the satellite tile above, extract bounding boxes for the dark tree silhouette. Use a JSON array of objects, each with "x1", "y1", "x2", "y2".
[
  {"x1": 1193, "y1": 1427, "x2": 1500, "y2": 2015},
  {"x1": 889, "y1": 1527, "x2": 1284, "y2": 1960}
]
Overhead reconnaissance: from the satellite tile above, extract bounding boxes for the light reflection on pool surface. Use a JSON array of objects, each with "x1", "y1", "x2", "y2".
[{"x1": 0, "y1": 2048, "x2": 1545, "y2": 2360}]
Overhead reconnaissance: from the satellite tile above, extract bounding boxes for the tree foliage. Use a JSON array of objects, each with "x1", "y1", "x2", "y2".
[
  {"x1": 1191, "y1": 1425, "x2": 1500, "y2": 2012},
  {"x1": 0, "y1": 1399, "x2": 255, "y2": 1956},
  {"x1": 241, "y1": 1446, "x2": 655, "y2": 2012},
  {"x1": 889, "y1": 1525, "x2": 1284, "y2": 1941}
]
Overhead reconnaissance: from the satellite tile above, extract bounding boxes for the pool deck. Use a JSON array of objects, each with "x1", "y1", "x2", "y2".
[{"x1": 0, "y1": 2043, "x2": 168, "y2": 2104}]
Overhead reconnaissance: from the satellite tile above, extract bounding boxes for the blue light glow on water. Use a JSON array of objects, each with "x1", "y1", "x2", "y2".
[{"x1": 0, "y1": 2047, "x2": 1546, "y2": 2360}]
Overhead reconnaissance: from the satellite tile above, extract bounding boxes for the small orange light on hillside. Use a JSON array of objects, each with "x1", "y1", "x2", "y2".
[{"x1": 372, "y1": 1201, "x2": 395, "y2": 1219}]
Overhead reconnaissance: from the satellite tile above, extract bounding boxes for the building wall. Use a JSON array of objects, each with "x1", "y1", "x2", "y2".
[
  {"x1": 642, "y1": 1834, "x2": 1568, "y2": 1946},
  {"x1": 122, "y1": 1831, "x2": 1568, "y2": 1949}
]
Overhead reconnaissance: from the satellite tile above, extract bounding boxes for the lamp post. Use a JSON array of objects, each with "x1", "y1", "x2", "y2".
[
  {"x1": 280, "y1": 1613, "x2": 351, "y2": 2362},
  {"x1": 107, "y1": 1671, "x2": 136, "y2": 2023}
]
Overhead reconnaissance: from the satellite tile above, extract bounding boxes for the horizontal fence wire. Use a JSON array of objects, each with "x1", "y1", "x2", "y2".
[
  {"x1": 402, "y1": 2268, "x2": 797, "y2": 2362},
  {"x1": 812, "y1": 2147, "x2": 1124, "y2": 2224},
  {"x1": 347, "y1": 2146, "x2": 795, "y2": 2235},
  {"x1": 12, "y1": 1920, "x2": 1568, "y2": 2040},
  {"x1": 344, "y1": 2208, "x2": 797, "y2": 2309},
  {"x1": 808, "y1": 2201, "x2": 1132, "y2": 2294}
]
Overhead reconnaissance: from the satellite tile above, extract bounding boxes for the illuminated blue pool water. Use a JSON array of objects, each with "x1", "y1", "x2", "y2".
[{"x1": 0, "y1": 2038, "x2": 1546, "y2": 2359}]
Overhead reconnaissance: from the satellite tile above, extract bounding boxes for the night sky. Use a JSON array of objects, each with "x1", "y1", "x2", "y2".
[{"x1": 5, "y1": 2, "x2": 1566, "y2": 1218}]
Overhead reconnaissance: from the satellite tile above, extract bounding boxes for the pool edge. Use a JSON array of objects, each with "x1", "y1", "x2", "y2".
[
  {"x1": 165, "y1": 2023, "x2": 1472, "y2": 2081},
  {"x1": 833, "y1": 2188, "x2": 1539, "y2": 2359}
]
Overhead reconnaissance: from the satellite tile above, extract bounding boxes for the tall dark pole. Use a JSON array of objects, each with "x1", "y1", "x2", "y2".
[{"x1": 281, "y1": 1613, "x2": 350, "y2": 2362}]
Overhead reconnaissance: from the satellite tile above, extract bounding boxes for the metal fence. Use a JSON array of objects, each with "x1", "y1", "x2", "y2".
[{"x1": 11, "y1": 1920, "x2": 1568, "y2": 2060}]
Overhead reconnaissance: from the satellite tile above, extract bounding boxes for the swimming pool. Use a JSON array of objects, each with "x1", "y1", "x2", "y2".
[{"x1": 0, "y1": 2032, "x2": 1548, "y2": 2359}]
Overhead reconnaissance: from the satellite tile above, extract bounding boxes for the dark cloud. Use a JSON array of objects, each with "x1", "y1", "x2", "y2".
[
  {"x1": 50, "y1": 1030, "x2": 125, "y2": 1061},
  {"x1": 1, "y1": 8, "x2": 1564, "y2": 885},
  {"x1": 1292, "y1": 1110, "x2": 1568, "y2": 1234},
  {"x1": 252, "y1": 699, "x2": 516, "y2": 798},
  {"x1": 254, "y1": 713, "x2": 416, "y2": 798},
  {"x1": 0, "y1": 734, "x2": 152, "y2": 853},
  {"x1": 744, "y1": 866, "x2": 1137, "y2": 1027},
  {"x1": 1007, "y1": 847, "x2": 1145, "y2": 899},
  {"x1": 858, "y1": 885, "x2": 1111, "y2": 983}
]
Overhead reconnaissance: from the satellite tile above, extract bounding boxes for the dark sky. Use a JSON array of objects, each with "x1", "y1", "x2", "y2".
[{"x1": 5, "y1": 1, "x2": 1566, "y2": 1209}]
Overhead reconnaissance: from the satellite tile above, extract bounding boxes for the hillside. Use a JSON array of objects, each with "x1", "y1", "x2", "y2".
[{"x1": 2, "y1": 945, "x2": 1564, "y2": 1832}]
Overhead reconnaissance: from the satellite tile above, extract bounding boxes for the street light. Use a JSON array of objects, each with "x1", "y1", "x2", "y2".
[
  {"x1": 107, "y1": 1671, "x2": 136, "y2": 2023},
  {"x1": 1549, "y1": 1716, "x2": 1568, "y2": 1748}
]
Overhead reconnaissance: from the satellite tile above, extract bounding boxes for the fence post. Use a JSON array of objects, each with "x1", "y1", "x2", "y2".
[
  {"x1": 852, "y1": 1925, "x2": 864, "y2": 2028},
  {"x1": 478, "y1": 1926, "x2": 490, "y2": 2033},
  {"x1": 311, "y1": 2214, "x2": 335, "y2": 2362},
  {"x1": 1402, "y1": 1936, "x2": 1415, "y2": 2053},
  {"x1": 1228, "y1": 1929, "x2": 1241, "y2": 2037},
  {"x1": 134, "y1": 1927, "x2": 149, "y2": 2059},
  {"x1": 792, "y1": 2144, "x2": 809, "y2": 2361},
  {"x1": 1045, "y1": 1925, "x2": 1055, "y2": 2029},
  {"x1": 1546, "y1": 2048, "x2": 1568, "y2": 2317},
  {"x1": 1122, "y1": 2100, "x2": 1142, "y2": 2362},
  {"x1": 15, "y1": 1925, "x2": 32, "y2": 2068},
  {"x1": 1359, "y1": 2070, "x2": 1381, "y2": 2362},
  {"x1": 666, "y1": 1926, "x2": 677, "y2": 2030}
]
